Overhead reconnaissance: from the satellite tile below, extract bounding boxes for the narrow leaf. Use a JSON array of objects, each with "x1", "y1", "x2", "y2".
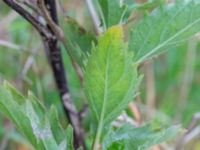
[{"x1": 0, "y1": 81, "x2": 71, "y2": 150}]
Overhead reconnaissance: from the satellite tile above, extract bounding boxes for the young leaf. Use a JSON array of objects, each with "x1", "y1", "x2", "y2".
[
  {"x1": 103, "y1": 124, "x2": 180, "y2": 150},
  {"x1": 0, "y1": 81, "x2": 72, "y2": 150},
  {"x1": 61, "y1": 17, "x2": 97, "y2": 67},
  {"x1": 129, "y1": 0, "x2": 200, "y2": 63},
  {"x1": 84, "y1": 26, "x2": 140, "y2": 149},
  {"x1": 95, "y1": 0, "x2": 129, "y2": 28}
]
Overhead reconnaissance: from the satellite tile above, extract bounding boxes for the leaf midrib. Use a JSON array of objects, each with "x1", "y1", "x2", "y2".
[
  {"x1": 92, "y1": 42, "x2": 111, "y2": 150},
  {"x1": 136, "y1": 16, "x2": 200, "y2": 64}
]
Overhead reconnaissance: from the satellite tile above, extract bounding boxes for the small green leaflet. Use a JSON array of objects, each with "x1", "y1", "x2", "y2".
[
  {"x1": 61, "y1": 17, "x2": 97, "y2": 68},
  {"x1": 84, "y1": 26, "x2": 140, "y2": 148},
  {"x1": 103, "y1": 124, "x2": 180, "y2": 150},
  {"x1": 95, "y1": 0, "x2": 129, "y2": 28},
  {"x1": 0, "y1": 81, "x2": 73, "y2": 150},
  {"x1": 94, "y1": 0, "x2": 163, "y2": 29},
  {"x1": 129, "y1": 0, "x2": 200, "y2": 63}
]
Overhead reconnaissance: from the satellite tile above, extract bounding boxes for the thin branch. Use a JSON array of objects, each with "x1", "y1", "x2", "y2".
[
  {"x1": 3, "y1": 0, "x2": 86, "y2": 149},
  {"x1": 85, "y1": 0, "x2": 103, "y2": 34},
  {"x1": 3, "y1": 0, "x2": 51, "y2": 38},
  {"x1": 128, "y1": 102, "x2": 143, "y2": 125},
  {"x1": 37, "y1": 0, "x2": 83, "y2": 82},
  {"x1": 175, "y1": 113, "x2": 200, "y2": 150},
  {"x1": 112, "y1": 111, "x2": 138, "y2": 128},
  {"x1": 42, "y1": 0, "x2": 86, "y2": 148},
  {"x1": 16, "y1": 0, "x2": 41, "y2": 14},
  {"x1": 37, "y1": 0, "x2": 64, "y2": 40}
]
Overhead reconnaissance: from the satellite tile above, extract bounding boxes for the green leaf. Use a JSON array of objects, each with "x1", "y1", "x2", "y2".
[
  {"x1": 61, "y1": 17, "x2": 97, "y2": 67},
  {"x1": 0, "y1": 81, "x2": 72, "y2": 150},
  {"x1": 84, "y1": 26, "x2": 140, "y2": 149},
  {"x1": 48, "y1": 105, "x2": 66, "y2": 144},
  {"x1": 95, "y1": 0, "x2": 129, "y2": 28},
  {"x1": 103, "y1": 124, "x2": 180, "y2": 150},
  {"x1": 128, "y1": 0, "x2": 164, "y2": 11},
  {"x1": 0, "y1": 82, "x2": 36, "y2": 147},
  {"x1": 66, "y1": 125, "x2": 74, "y2": 150},
  {"x1": 129, "y1": 0, "x2": 200, "y2": 63},
  {"x1": 95, "y1": 0, "x2": 163, "y2": 28}
]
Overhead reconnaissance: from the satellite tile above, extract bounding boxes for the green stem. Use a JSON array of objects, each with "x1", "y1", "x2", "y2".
[
  {"x1": 92, "y1": 116, "x2": 104, "y2": 150},
  {"x1": 92, "y1": 54, "x2": 109, "y2": 150}
]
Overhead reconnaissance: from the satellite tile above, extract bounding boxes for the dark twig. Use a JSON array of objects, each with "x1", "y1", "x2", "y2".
[
  {"x1": 18, "y1": 0, "x2": 41, "y2": 14},
  {"x1": 37, "y1": 0, "x2": 83, "y2": 82},
  {"x1": 37, "y1": 0, "x2": 64, "y2": 41},
  {"x1": 41, "y1": 0, "x2": 86, "y2": 148},
  {"x1": 3, "y1": 0, "x2": 86, "y2": 149}
]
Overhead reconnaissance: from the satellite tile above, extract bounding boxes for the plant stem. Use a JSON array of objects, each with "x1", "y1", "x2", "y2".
[
  {"x1": 92, "y1": 117, "x2": 103, "y2": 150},
  {"x1": 3, "y1": 0, "x2": 86, "y2": 149},
  {"x1": 40, "y1": 0, "x2": 86, "y2": 148},
  {"x1": 92, "y1": 56, "x2": 109, "y2": 150}
]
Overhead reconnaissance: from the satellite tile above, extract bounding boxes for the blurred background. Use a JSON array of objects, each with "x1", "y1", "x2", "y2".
[{"x1": 0, "y1": 0, "x2": 200, "y2": 149}]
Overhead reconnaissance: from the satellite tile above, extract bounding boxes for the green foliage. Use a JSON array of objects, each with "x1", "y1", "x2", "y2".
[
  {"x1": 84, "y1": 26, "x2": 140, "y2": 148},
  {"x1": 61, "y1": 17, "x2": 97, "y2": 67},
  {"x1": 128, "y1": 0, "x2": 164, "y2": 11},
  {"x1": 103, "y1": 124, "x2": 180, "y2": 150},
  {"x1": 155, "y1": 43, "x2": 200, "y2": 126},
  {"x1": 129, "y1": 0, "x2": 200, "y2": 63},
  {"x1": 95, "y1": 0, "x2": 130, "y2": 28},
  {"x1": 95, "y1": 0, "x2": 164, "y2": 29},
  {"x1": 0, "y1": 82, "x2": 73, "y2": 150},
  {"x1": 2, "y1": 0, "x2": 200, "y2": 149}
]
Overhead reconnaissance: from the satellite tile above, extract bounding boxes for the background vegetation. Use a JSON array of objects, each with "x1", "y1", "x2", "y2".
[{"x1": 0, "y1": 0, "x2": 200, "y2": 149}]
